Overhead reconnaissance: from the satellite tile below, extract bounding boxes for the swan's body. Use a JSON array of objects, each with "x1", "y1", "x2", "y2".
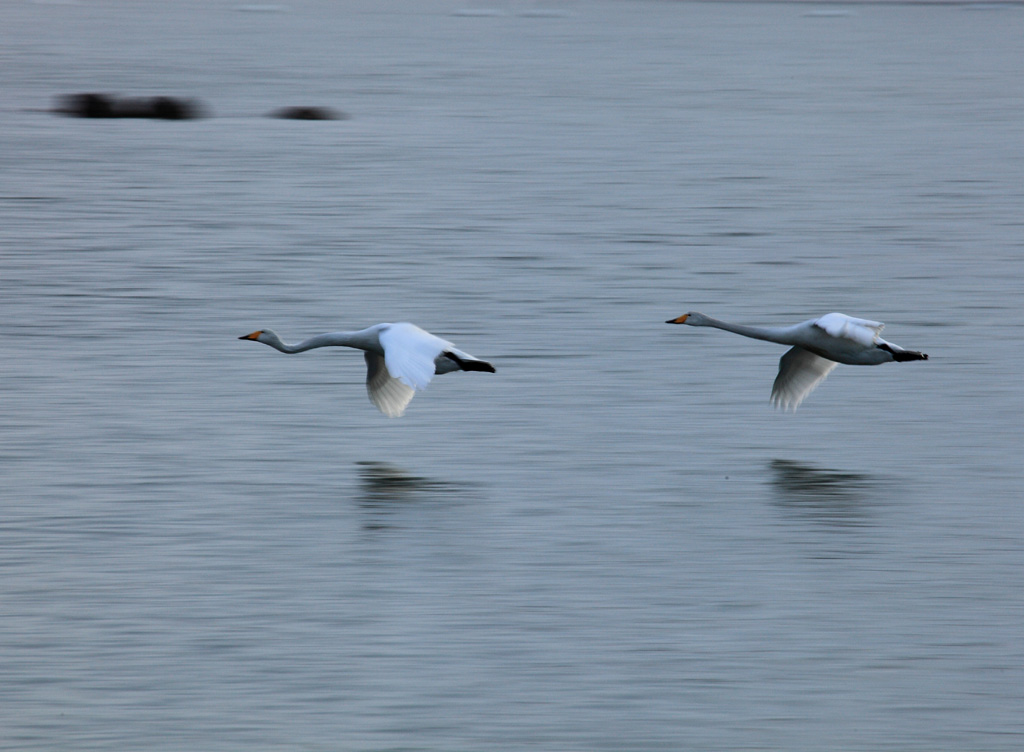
[
  {"x1": 239, "y1": 322, "x2": 495, "y2": 417},
  {"x1": 666, "y1": 312, "x2": 927, "y2": 410}
]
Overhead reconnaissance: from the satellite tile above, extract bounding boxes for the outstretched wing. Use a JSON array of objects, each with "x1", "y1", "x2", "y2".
[
  {"x1": 815, "y1": 313, "x2": 884, "y2": 347},
  {"x1": 378, "y1": 323, "x2": 449, "y2": 391},
  {"x1": 364, "y1": 352, "x2": 416, "y2": 418},
  {"x1": 771, "y1": 346, "x2": 839, "y2": 411}
]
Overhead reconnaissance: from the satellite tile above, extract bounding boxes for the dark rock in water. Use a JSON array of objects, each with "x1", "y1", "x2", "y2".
[
  {"x1": 55, "y1": 93, "x2": 205, "y2": 120},
  {"x1": 117, "y1": 96, "x2": 203, "y2": 120},
  {"x1": 58, "y1": 93, "x2": 115, "y2": 118},
  {"x1": 270, "y1": 106, "x2": 348, "y2": 121}
]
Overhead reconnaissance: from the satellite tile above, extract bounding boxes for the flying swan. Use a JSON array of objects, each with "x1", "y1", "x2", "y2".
[
  {"x1": 666, "y1": 312, "x2": 927, "y2": 410},
  {"x1": 239, "y1": 323, "x2": 495, "y2": 417}
]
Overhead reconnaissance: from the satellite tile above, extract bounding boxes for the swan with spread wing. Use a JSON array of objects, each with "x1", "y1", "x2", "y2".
[
  {"x1": 239, "y1": 322, "x2": 495, "y2": 417},
  {"x1": 666, "y1": 312, "x2": 927, "y2": 410}
]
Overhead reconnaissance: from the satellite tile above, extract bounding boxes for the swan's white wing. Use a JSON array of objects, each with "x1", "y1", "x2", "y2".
[
  {"x1": 378, "y1": 322, "x2": 449, "y2": 390},
  {"x1": 771, "y1": 346, "x2": 839, "y2": 411},
  {"x1": 364, "y1": 352, "x2": 415, "y2": 418},
  {"x1": 815, "y1": 313, "x2": 884, "y2": 347}
]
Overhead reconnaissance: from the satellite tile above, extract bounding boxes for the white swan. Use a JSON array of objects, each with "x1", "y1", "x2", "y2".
[
  {"x1": 666, "y1": 312, "x2": 927, "y2": 410},
  {"x1": 239, "y1": 323, "x2": 495, "y2": 417}
]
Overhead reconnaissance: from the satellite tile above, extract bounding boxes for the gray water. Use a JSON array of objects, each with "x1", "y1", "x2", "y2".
[{"x1": 2, "y1": 1, "x2": 1023, "y2": 750}]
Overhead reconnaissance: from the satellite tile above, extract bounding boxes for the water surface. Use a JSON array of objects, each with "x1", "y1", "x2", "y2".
[{"x1": 2, "y1": 1, "x2": 1022, "y2": 750}]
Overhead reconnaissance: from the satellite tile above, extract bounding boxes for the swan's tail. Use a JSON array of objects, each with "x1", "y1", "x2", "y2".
[
  {"x1": 880, "y1": 343, "x2": 928, "y2": 362},
  {"x1": 443, "y1": 350, "x2": 496, "y2": 373},
  {"x1": 892, "y1": 349, "x2": 928, "y2": 362}
]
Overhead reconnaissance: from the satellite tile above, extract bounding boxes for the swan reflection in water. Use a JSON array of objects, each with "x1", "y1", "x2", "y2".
[
  {"x1": 769, "y1": 459, "x2": 882, "y2": 528},
  {"x1": 355, "y1": 461, "x2": 473, "y2": 530}
]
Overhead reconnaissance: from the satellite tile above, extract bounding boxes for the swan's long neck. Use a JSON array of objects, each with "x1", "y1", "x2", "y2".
[
  {"x1": 271, "y1": 328, "x2": 382, "y2": 355},
  {"x1": 700, "y1": 316, "x2": 795, "y2": 345}
]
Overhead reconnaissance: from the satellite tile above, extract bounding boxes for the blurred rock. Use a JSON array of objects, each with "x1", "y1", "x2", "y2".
[
  {"x1": 270, "y1": 106, "x2": 348, "y2": 121},
  {"x1": 55, "y1": 93, "x2": 205, "y2": 120}
]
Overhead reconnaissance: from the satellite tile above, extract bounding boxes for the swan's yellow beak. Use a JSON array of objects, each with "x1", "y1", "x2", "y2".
[
  {"x1": 666, "y1": 314, "x2": 688, "y2": 324},
  {"x1": 239, "y1": 331, "x2": 262, "y2": 340}
]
